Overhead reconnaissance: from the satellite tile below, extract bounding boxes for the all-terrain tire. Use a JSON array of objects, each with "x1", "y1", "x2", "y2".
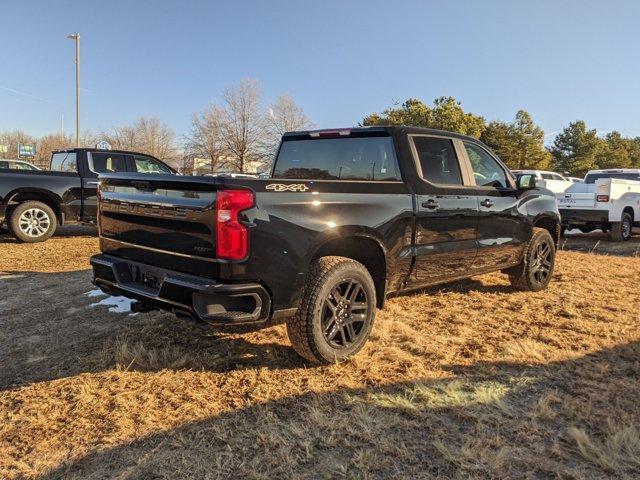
[
  {"x1": 286, "y1": 256, "x2": 377, "y2": 364},
  {"x1": 9, "y1": 201, "x2": 57, "y2": 243},
  {"x1": 509, "y1": 227, "x2": 555, "y2": 292},
  {"x1": 610, "y1": 212, "x2": 633, "y2": 242}
]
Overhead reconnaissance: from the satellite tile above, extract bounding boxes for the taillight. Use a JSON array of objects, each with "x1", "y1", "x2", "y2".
[
  {"x1": 596, "y1": 195, "x2": 610, "y2": 202},
  {"x1": 215, "y1": 189, "x2": 254, "y2": 260}
]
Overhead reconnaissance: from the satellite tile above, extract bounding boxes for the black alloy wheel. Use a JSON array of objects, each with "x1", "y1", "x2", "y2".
[{"x1": 322, "y1": 279, "x2": 369, "y2": 348}]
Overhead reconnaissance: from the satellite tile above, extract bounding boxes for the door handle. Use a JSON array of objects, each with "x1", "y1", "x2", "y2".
[
  {"x1": 422, "y1": 199, "x2": 439, "y2": 209},
  {"x1": 480, "y1": 199, "x2": 494, "y2": 208}
]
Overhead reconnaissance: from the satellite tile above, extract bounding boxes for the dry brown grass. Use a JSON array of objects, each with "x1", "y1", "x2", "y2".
[
  {"x1": 1, "y1": 235, "x2": 639, "y2": 479},
  {"x1": 0, "y1": 227, "x2": 98, "y2": 273}
]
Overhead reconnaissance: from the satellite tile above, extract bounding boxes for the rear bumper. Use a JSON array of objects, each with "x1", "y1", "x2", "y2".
[
  {"x1": 559, "y1": 208, "x2": 609, "y2": 226},
  {"x1": 90, "y1": 254, "x2": 271, "y2": 325}
]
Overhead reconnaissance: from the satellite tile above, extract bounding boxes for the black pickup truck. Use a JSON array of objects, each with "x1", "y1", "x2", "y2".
[
  {"x1": 0, "y1": 148, "x2": 176, "y2": 242},
  {"x1": 91, "y1": 127, "x2": 560, "y2": 363}
]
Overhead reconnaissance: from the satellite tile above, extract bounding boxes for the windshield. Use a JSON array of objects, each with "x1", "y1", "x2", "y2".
[
  {"x1": 584, "y1": 172, "x2": 640, "y2": 184},
  {"x1": 273, "y1": 136, "x2": 402, "y2": 181}
]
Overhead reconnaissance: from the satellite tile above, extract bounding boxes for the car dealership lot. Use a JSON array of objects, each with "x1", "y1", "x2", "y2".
[{"x1": 1, "y1": 231, "x2": 639, "y2": 479}]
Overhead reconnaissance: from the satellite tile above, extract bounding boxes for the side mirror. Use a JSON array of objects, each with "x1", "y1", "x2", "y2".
[{"x1": 517, "y1": 174, "x2": 537, "y2": 190}]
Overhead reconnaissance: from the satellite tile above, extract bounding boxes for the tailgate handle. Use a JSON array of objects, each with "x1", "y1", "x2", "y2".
[{"x1": 132, "y1": 181, "x2": 156, "y2": 192}]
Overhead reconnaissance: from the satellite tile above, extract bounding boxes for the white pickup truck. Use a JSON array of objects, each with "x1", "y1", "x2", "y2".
[{"x1": 557, "y1": 169, "x2": 640, "y2": 241}]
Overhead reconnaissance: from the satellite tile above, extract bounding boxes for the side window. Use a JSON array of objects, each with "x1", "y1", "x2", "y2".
[
  {"x1": 552, "y1": 173, "x2": 565, "y2": 181},
  {"x1": 90, "y1": 152, "x2": 128, "y2": 173},
  {"x1": 464, "y1": 142, "x2": 509, "y2": 189},
  {"x1": 133, "y1": 155, "x2": 172, "y2": 174},
  {"x1": 411, "y1": 136, "x2": 462, "y2": 185},
  {"x1": 541, "y1": 173, "x2": 554, "y2": 180},
  {"x1": 50, "y1": 152, "x2": 78, "y2": 173}
]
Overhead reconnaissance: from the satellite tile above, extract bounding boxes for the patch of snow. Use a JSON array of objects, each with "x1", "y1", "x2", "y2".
[
  {"x1": 90, "y1": 295, "x2": 135, "y2": 314},
  {"x1": 85, "y1": 289, "x2": 107, "y2": 298}
]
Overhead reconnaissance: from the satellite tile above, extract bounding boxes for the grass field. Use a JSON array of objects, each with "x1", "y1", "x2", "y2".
[{"x1": 1, "y1": 230, "x2": 639, "y2": 479}]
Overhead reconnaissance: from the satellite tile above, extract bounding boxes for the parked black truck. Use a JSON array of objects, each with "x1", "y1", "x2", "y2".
[
  {"x1": 0, "y1": 148, "x2": 176, "y2": 242},
  {"x1": 91, "y1": 127, "x2": 560, "y2": 363}
]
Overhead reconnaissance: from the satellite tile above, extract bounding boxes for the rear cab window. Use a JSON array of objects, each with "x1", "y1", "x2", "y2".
[
  {"x1": 50, "y1": 152, "x2": 78, "y2": 173},
  {"x1": 273, "y1": 135, "x2": 402, "y2": 181}
]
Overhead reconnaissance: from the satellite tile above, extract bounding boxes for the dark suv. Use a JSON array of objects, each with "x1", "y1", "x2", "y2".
[{"x1": 91, "y1": 127, "x2": 560, "y2": 363}]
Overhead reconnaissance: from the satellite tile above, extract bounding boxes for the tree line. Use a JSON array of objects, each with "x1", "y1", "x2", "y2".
[
  {"x1": 2, "y1": 86, "x2": 638, "y2": 176},
  {"x1": 363, "y1": 97, "x2": 640, "y2": 176}
]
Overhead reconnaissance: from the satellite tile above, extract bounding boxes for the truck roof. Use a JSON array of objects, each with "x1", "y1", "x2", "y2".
[
  {"x1": 52, "y1": 147, "x2": 157, "y2": 157},
  {"x1": 282, "y1": 126, "x2": 483, "y2": 143},
  {"x1": 586, "y1": 168, "x2": 640, "y2": 174}
]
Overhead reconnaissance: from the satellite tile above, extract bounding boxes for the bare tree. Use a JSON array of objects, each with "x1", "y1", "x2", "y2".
[
  {"x1": 0, "y1": 130, "x2": 36, "y2": 160},
  {"x1": 184, "y1": 104, "x2": 226, "y2": 173},
  {"x1": 264, "y1": 94, "x2": 314, "y2": 160},
  {"x1": 35, "y1": 133, "x2": 75, "y2": 168},
  {"x1": 101, "y1": 116, "x2": 178, "y2": 164},
  {"x1": 219, "y1": 78, "x2": 266, "y2": 173}
]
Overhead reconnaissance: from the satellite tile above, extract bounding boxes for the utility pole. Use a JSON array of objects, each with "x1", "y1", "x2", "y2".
[{"x1": 67, "y1": 33, "x2": 80, "y2": 147}]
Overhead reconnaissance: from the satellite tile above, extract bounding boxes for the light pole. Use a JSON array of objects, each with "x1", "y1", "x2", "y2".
[{"x1": 67, "y1": 33, "x2": 80, "y2": 147}]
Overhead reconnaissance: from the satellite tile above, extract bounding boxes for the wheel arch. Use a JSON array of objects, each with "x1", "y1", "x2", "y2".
[
  {"x1": 310, "y1": 229, "x2": 388, "y2": 309},
  {"x1": 7, "y1": 188, "x2": 64, "y2": 224},
  {"x1": 532, "y1": 214, "x2": 561, "y2": 247}
]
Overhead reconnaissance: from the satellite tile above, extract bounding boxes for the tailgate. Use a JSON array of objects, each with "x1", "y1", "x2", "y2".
[
  {"x1": 557, "y1": 192, "x2": 596, "y2": 208},
  {"x1": 556, "y1": 183, "x2": 597, "y2": 209},
  {"x1": 99, "y1": 174, "x2": 222, "y2": 277}
]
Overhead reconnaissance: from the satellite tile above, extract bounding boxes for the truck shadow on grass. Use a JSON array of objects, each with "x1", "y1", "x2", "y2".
[
  {"x1": 0, "y1": 270, "x2": 306, "y2": 391},
  {"x1": 0, "y1": 267, "x2": 523, "y2": 391},
  {"x1": 33, "y1": 340, "x2": 640, "y2": 480}
]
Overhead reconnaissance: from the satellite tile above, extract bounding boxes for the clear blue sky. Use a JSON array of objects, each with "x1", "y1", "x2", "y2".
[{"x1": 1, "y1": 0, "x2": 639, "y2": 142}]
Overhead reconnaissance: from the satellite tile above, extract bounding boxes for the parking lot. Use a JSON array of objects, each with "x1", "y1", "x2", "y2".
[{"x1": 0, "y1": 229, "x2": 638, "y2": 479}]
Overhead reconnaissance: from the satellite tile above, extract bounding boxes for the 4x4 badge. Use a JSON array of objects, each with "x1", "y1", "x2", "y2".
[{"x1": 266, "y1": 183, "x2": 309, "y2": 192}]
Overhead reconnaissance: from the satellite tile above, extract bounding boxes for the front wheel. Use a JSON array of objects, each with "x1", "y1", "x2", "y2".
[
  {"x1": 9, "y1": 201, "x2": 57, "y2": 243},
  {"x1": 509, "y1": 227, "x2": 556, "y2": 292},
  {"x1": 286, "y1": 256, "x2": 377, "y2": 364}
]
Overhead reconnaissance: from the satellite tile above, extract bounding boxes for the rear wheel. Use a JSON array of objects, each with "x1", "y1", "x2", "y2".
[
  {"x1": 286, "y1": 256, "x2": 376, "y2": 364},
  {"x1": 509, "y1": 227, "x2": 555, "y2": 292},
  {"x1": 610, "y1": 212, "x2": 632, "y2": 241},
  {"x1": 9, "y1": 201, "x2": 57, "y2": 243}
]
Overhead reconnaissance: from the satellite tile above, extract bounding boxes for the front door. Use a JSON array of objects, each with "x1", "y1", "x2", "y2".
[
  {"x1": 462, "y1": 141, "x2": 529, "y2": 269},
  {"x1": 408, "y1": 135, "x2": 479, "y2": 285}
]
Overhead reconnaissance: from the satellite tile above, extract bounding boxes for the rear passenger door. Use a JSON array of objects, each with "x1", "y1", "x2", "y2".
[
  {"x1": 408, "y1": 135, "x2": 479, "y2": 285},
  {"x1": 461, "y1": 141, "x2": 529, "y2": 269}
]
